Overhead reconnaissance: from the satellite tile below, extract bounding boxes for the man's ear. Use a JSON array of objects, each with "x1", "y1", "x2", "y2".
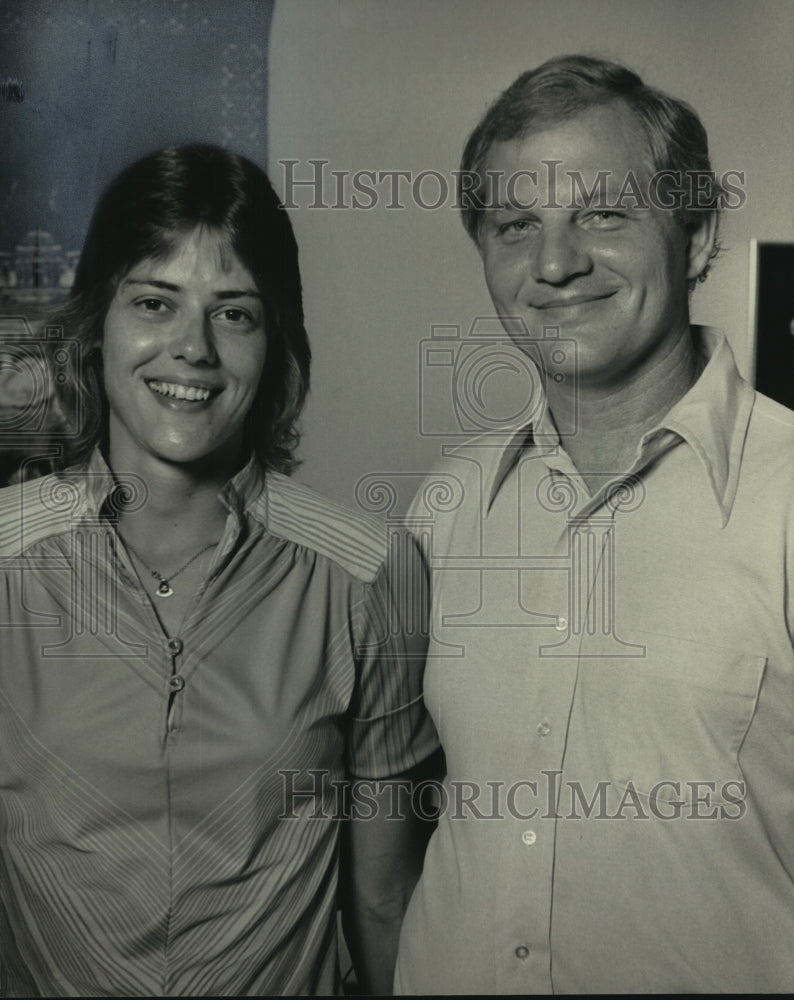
[{"x1": 686, "y1": 211, "x2": 718, "y2": 282}]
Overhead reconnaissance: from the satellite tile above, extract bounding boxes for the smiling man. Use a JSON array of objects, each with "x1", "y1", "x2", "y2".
[{"x1": 394, "y1": 55, "x2": 794, "y2": 994}]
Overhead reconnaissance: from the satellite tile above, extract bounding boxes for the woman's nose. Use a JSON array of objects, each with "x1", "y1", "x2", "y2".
[{"x1": 168, "y1": 315, "x2": 217, "y2": 365}]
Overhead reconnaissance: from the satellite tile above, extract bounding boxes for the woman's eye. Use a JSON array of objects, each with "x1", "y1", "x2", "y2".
[
  {"x1": 135, "y1": 298, "x2": 168, "y2": 314},
  {"x1": 214, "y1": 307, "x2": 257, "y2": 327}
]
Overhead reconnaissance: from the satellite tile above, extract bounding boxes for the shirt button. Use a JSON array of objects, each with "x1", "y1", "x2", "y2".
[
  {"x1": 555, "y1": 615, "x2": 567, "y2": 631},
  {"x1": 168, "y1": 674, "x2": 185, "y2": 692},
  {"x1": 522, "y1": 829, "x2": 537, "y2": 846},
  {"x1": 515, "y1": 945, "x2": 530, "y2": 960},
  {"x1": 167, "y1": 637, "x2": 183, "y2": 654},
  {"x1": 537, "y1": 719, "x2": 551, "y2": 737}
]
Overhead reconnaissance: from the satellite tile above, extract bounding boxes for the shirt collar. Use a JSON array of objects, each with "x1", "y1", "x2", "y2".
[
  {"x1": 218, "y1": 453, "x2": 266, "y2": 519},
  {"x1": 81, "y1": 448, "x2": 124, "y2": 516},
  {"x1": 485, "y1": 401, "x2": 561, "y2": 510},
  {"x1": 485, "y1": 326, "x2": 754, "y2": 526},
  {"x1": 659, "y1": 326, "x2": 754, "y2": 526},
  {"x1": 80, "y1": 448, "x2": 266, "y2": 521}
]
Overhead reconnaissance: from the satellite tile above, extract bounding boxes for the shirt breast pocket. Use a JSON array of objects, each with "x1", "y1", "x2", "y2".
[{"x1": 581, "y1": 631, "x2": 767, "y2": 807}]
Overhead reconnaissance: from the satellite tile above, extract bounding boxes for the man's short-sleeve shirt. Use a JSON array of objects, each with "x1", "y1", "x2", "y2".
[{"x1": 395, "y1": 328, "x2": 794, "y2": 994}]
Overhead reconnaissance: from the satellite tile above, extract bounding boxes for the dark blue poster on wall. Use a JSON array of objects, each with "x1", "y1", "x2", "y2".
[{"x1": 0, "y1": 0, "x2": 274, "y2": 483}]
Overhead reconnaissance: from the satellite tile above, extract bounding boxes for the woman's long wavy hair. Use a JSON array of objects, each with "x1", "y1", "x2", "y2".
[{"x1": 52, "y1": 144, "x2": 310, "y2": 474}]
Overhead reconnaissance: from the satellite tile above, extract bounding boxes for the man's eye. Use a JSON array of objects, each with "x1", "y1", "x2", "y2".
[
  {"x1": 586, "y1": 210, "x2": 627, "y2": 228},
  {"x1": 497, "y1": 218, "x2": 534, "y2": 241}
]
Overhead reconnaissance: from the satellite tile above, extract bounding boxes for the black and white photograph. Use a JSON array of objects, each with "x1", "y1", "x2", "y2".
[{"x1": 1, "y1": 1, "x2": 793, "y2": 995}]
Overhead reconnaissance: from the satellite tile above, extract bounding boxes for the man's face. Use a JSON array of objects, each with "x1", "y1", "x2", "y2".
[{"x1": 478, "y1": 101, "x2": 714, "y2": 391}]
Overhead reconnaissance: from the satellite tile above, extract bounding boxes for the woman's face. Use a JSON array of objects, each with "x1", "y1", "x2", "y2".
[{"x1": 101, "y1": 227, "x2": 267, "y2": 474}]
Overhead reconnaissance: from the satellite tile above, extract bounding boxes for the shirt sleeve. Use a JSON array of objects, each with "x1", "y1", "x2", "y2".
[{"x1": 346, "y1": 524, "x2": 439, "y2": 779}]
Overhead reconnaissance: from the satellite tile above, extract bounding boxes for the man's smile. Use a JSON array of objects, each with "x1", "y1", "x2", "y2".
[{"x1": 531, "y1": 291, "x2": 617, "y2": 310}]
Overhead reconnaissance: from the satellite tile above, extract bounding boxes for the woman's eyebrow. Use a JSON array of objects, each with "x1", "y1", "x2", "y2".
[
  {"x1": 122, "y1": 278, "x2": 181, "y2": 292},
  {"x1": 121, "y1": 278, "x2": 260, "y2": 299},
  {"x1": 214, "y1": 289, "x2": 262, "y2": 300}
]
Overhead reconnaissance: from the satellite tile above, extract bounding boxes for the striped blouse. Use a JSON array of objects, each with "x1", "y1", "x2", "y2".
[{"x1": 0, "y1": 450, "x2": 438, "y2": 996}]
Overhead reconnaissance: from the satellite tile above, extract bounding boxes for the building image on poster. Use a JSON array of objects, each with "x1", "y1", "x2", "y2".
[{"x1": 0, "y1": 0, "x2": 274, "y2": 485}]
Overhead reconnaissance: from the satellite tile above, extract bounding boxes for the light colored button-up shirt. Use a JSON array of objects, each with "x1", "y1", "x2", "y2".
[
  {"x1": 0, "y1": 451, "x2": 438, "y2": 997},
  {"x1": 395, "y1": 328, "x2": 794, "y2": 994}
]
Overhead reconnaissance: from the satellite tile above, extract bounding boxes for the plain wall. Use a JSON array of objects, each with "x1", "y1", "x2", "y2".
[{"x1": 267, "y1": 0, "x2": 794, "y2": 511}]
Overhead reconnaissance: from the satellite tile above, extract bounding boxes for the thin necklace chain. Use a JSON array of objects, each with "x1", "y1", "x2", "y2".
[{"x1": 119, "y1": 534, "x2": 218, "y2": 598}]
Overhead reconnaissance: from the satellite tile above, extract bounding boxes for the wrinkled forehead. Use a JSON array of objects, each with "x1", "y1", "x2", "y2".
[
  {"x1": 483, "y1": 101, "x2": 658, "y2": 209},
  {"x1": 495, "y1": 98, "x2": 656, "y2": 169}
]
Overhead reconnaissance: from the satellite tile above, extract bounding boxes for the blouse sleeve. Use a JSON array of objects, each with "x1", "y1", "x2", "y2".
[{"x1": 345, "y1": 525, "x2": 439, "y2": 779}]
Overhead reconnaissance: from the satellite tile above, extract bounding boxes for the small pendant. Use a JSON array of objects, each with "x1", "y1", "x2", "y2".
[{"x1": 156, "y1": 579, "x2": 174, "y2": 598}]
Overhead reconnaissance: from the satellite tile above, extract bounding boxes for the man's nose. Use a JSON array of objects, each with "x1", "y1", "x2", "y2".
[
  {"x1": 169, "y1": 314, "x2": 217, "y2": 365},
  {"x1": 530, "y1": 222, "x2": 592, "y2": 284}
]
